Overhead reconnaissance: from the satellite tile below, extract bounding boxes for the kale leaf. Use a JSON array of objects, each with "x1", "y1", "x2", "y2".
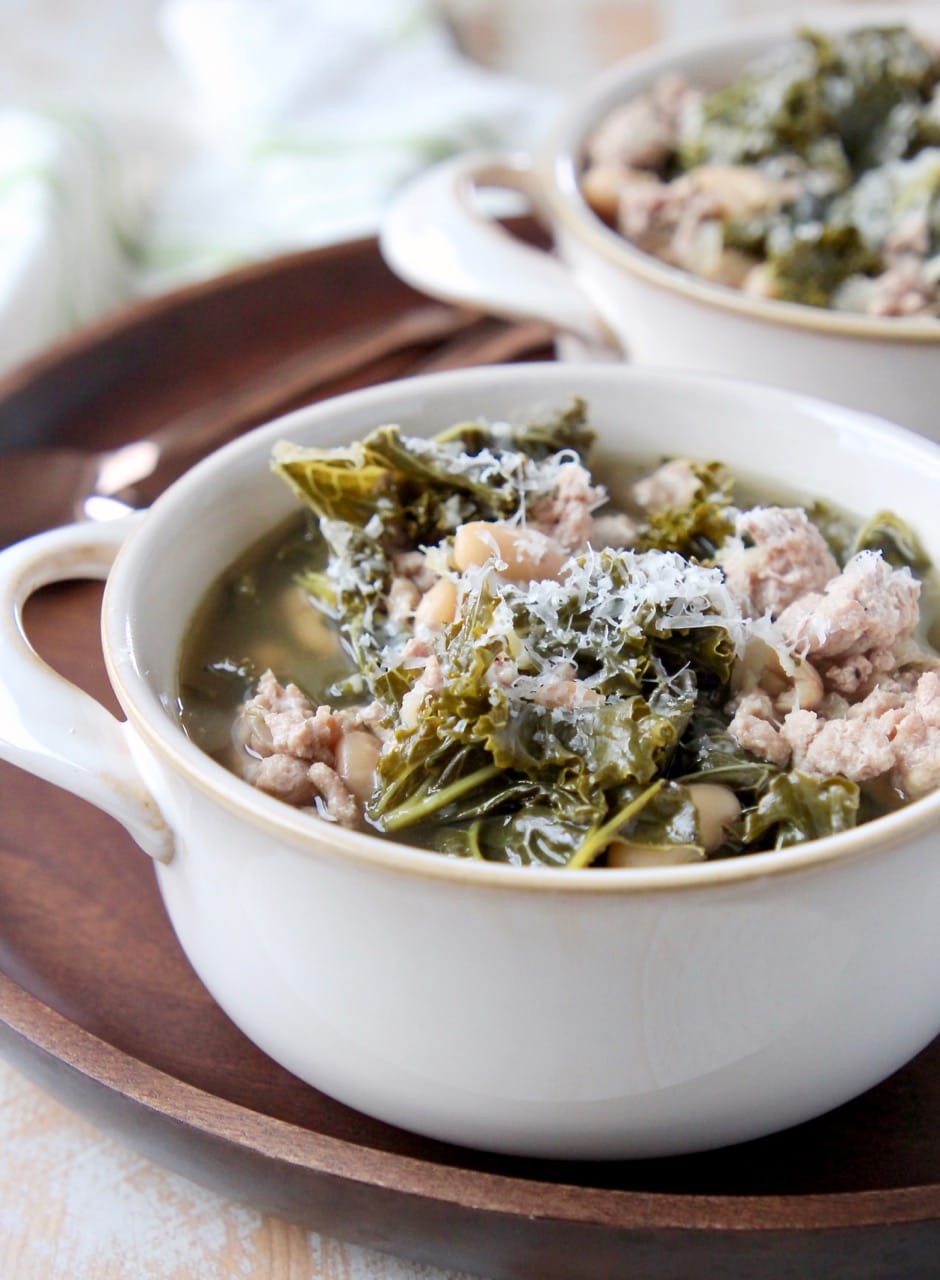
[
  {"x1": 850, "y1": 509, "x2": 932, "y2": 575},
  {"x1": 634, "y1": 461, "x2": 737, "y2": 561},
  {"x1": 368, "y1": 547, "x2": 742, "y2": 864},
  {"x1": 680, "y1": 25, "x2": 939, "y2": 174},
  {"x1": 766, "y1": 224, "x2": 881, "y2": 308},
  {"x1": 734, "y1": 771, "x2": 860, "y2": 849}
]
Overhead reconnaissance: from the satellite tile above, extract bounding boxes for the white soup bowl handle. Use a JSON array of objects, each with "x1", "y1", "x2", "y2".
[
  {"x1": 380, "y1": 151, "x2": 610, "y2": 345},
  {"x1": 0, "y1": 517, "x2": 173, "y2": 862}
]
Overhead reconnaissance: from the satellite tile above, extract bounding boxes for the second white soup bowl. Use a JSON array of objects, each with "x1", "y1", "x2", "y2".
[{"x1": 381, "y1": 5, "x2": 940, "y2": 438}]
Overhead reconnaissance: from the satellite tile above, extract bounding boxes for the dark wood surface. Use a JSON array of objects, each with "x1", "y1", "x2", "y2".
[{"x1": 2, "y1": 237, "x2": 939, "y2": 1280}]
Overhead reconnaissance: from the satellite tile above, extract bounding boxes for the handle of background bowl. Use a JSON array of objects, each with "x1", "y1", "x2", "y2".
[
  {"x1": 0, "y1": 517, "x2": 174, "y2": 863},
  {"x1": 380, "y1": 151, "x2": 613, "y2": 346}
]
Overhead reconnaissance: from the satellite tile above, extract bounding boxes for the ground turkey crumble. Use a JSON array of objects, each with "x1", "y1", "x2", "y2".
[
  {"x1": 234, "y1": 669, "x2": 385, "y2": 826},
  {"x1": 718, "y1": 506, "x2": 840, "y2": 618},
  {"x1": 724, "y1": 513, "x2": 940, "y2": 799}
]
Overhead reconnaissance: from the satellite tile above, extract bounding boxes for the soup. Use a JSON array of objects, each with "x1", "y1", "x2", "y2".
[
  {"x1": 580, "y1": 23, "x2": 940, "y2": 317},
  {"x1": 178, "y1": 399, "x2": 940, "y2": 867}
]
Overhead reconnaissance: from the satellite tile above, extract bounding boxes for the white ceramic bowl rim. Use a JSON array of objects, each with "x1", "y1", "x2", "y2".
[
  {"x1": 537, "y1": 3, "x2": 940, "y2": 344},
  {"x1": 104, "y1": 364, "x2": 940, "y2": 895}
]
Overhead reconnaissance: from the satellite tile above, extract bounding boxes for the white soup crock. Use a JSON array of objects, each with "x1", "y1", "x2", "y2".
[
  {"x1": 380, "y1": 5, "x2": 940, "y2": 439},
  {"x1": 2, "y1": 364, "x2": 940, "y2": 1159}
]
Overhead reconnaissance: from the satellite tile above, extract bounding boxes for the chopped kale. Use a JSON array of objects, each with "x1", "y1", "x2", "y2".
[
  {"x1": 681, "y1": 26, "x2": 939, "y2": 174},
  {"x1": 734, "y1": 771, "x2": 860, "y2": 849},
  {"x1": 766, "y1": 223, "x2": 882, "y2": 307},
  {"x1": 634, "y1": 460, "x2": 737, "y2": 560},
  {"x1": 850, "y1": 510, "x2": 932, "y2": 575}
]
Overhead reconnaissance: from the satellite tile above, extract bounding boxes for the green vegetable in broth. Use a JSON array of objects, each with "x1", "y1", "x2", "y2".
[
  {"x1": 765, "y1": 224, "x2": 882, "y2": 308},
  {"x1": 176, "y1": 399, "x2": 940, "y2": 869},
  {"x1": 734, "y1": 772, "x2": 861, "y2": 850},
  {"x1": 850, "y1": 509, "x2": 932, "y2": 573},
  {"x1": 632, "y1": 461, "x2": 736, "y2": 560}
]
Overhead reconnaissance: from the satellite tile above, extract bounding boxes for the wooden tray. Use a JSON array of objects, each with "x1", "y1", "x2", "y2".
[{"x1": 1, "y1": 237, "x2": 939, "y2": 1280}]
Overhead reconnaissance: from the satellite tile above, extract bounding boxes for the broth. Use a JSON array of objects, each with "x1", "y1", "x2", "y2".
[{"x1": 178, "y1": 516, "x2": 355, "y2": 768}]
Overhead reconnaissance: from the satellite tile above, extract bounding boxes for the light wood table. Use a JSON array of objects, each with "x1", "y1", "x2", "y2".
[{"x1": 0, "y1": 1059, "x2": 471, "y2": 1280}]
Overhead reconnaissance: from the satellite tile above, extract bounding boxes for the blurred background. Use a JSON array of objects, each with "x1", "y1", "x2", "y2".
[
  {"x1": 0, "y1": 0, "x2": 899, "y2": 375},
  {"x1": 443, "y1": 0, "x2": 794, "y2": 86}
]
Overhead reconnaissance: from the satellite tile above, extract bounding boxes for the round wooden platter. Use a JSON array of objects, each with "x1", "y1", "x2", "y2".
[{"x1": 1, "y1": 236, "x2": 940, "y2": 1280}]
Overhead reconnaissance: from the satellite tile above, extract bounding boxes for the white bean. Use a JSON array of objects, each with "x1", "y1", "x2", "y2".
[
  {"x1": 581, "y1": 160, "x2": 630, "y2": 221},
  {"x1": 453, "y1": 521, "x2": 567, "y2": 582},
  {"x1": 731, "y1": 638, "x2": 822, "y2": 709},
  {"x1": 250, "y1": 641, "x2": 294, "y2": 673},
  {"x1": 607, "y1": 841, "x2": 705, "y2": 868},
  {"x1": 776, "y1": 658, "x2": 824, "y2": 712},
  {"x1": 686, "y1": 783, "x2": 742, "y2": 853},
  {"x1": 399, "y1": 687, "x2": 424, "y2": 730},
  {"x1": 686, "y1": 164, "x2": 782, "y2": 220},
  {"x1": 414, "y1": 578, "x2": 457, "y2": 628},
  {"x1": 731, "y1": 636, "x2": 787, "y2": 697},
  {"x1": 387, "y1": 576, "x2": 421, "y2": 625},
  {"x1": 335, "y1": 731, "x2": 381, "y2": 803},
  {"x1": 279, "y1": 584, "x2": 340, "y2": 656}
]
